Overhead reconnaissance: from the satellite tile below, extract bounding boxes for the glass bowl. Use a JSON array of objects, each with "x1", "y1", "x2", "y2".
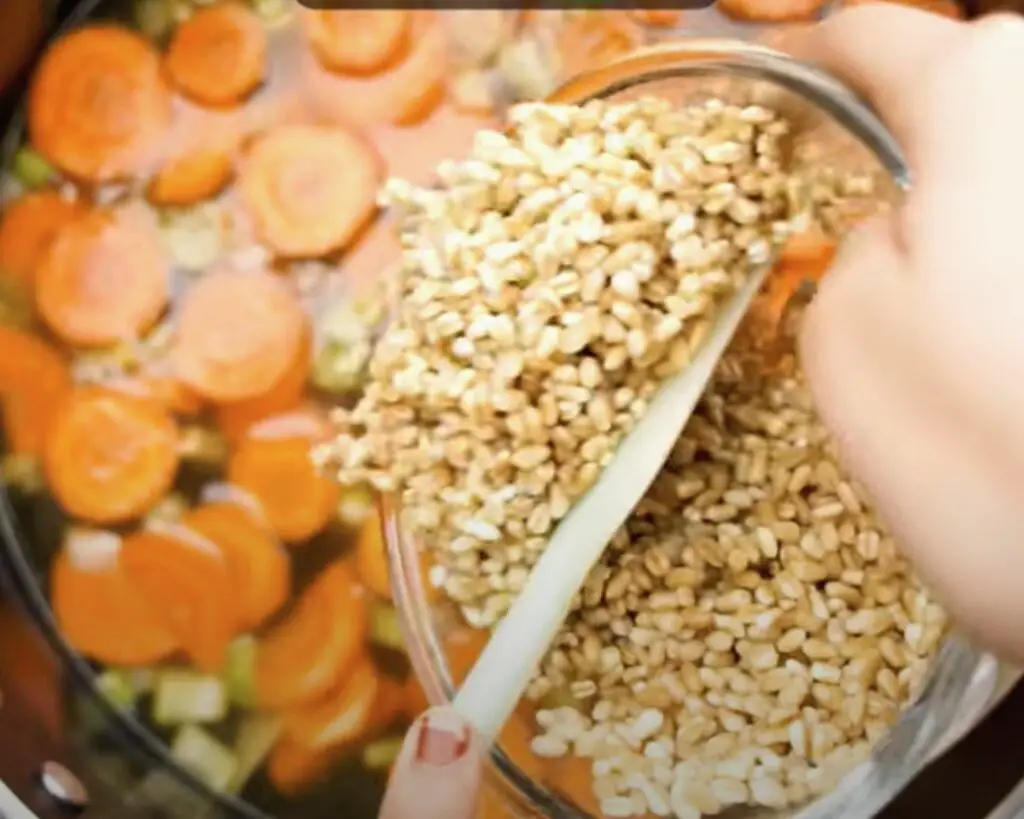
[{"x1": 386, "y1": 39, "x2": 995, "y2": 819}]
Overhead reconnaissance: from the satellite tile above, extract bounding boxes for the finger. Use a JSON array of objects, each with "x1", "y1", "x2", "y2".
[
  {"x1": 379, "y1": 706, "x2": 485, "y2": 819},
  {"x1": 801, "y1": 218, "x2": 1024, "y2": 661},
  {"x1": 769, "y1": 5, "x2": 961, "y2": 157}
]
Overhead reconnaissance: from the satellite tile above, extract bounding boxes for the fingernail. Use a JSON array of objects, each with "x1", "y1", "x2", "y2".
[{"x1": 414, "y1": 709, "x2": 470, "y2": 767}]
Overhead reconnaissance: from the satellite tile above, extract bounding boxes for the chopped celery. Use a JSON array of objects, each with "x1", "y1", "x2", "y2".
[
  {"x1": 311, "y1": 339, "x2": 371, "y2": 395},
  {"x1": 153, "y1": 671, "x2": 228, "y2": 726},
  {"x1": 178, "y1": 425, "x2": 227, "y2": 465},
  {"x1": 95, "y1": 669, "x2": 139, "y2": 709},
  {"x1": 370, "y1": 605, "x2": 405, "y2": 651},
  {"x1": 362, "y1": 736, "x2": 404, "y2": 770},
  {"x1": 252, "y1": 0, "x2": 291, "y2": 27},
  {"x1": 170, "y1": 725, "x2": 238, "y2": 792},
  {"x1": 12, "y1": 147, "x2": 55, "y2": 189},
  {"x1": 226, "y1": 717, "x2": 281, "y2": 794},
  {"x1": 223, "y1": 636, "x2": 256, "y2": 708}
]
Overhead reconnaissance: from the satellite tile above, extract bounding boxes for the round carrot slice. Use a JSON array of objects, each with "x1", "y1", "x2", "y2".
[
  {"x1": 630, "y1": 9, "x2": 684, "y2": 26},
  {"x1": 280, "y1": 659, "x2": 381, "y2": 748},
  {"x1": 355, "y1": 513, "x2": 390, "y2": 599},
  {"x1": 215, "y1": 330, "x2": 310, "y2": 444},
  {"x1": 0, "y1": 326, "x2": 71, "y2": 456},
  {"x1": 183, "y1": 500, "x2": 290, "y2": 630},
  {"x1": 226, "y1": 409, "x2": 340, "y2": 544},
  {"x1": 51, "y1": 528, "x2": 179, "y2": 666},
  {"x1": 255, "y1": 560, "x2": 368, "y2": 709},
  {"x1": 0, "y1": 191, "x2": 84, "y2": 287},
  {"x1": 302, "y1": 10, "x2": 412, "y2": 75},
  {"x1": 164, "y1": 2, "x2": 267, "y2": 107},
  {"x1": 104, "y1": 370, "x2": 204, "y2": 417},
  {"x1": 239, "y1": 124, "x2": 380, "y2": 259},
  {"x1": 717, "y1": 0, "x2": 825, "y2": 21},
  {"x1": 120, "y1": 525, "x2": 235, "y2": 673},
  {"x1": 300, "y1": 12, "x2": 448, "y2": 129},
  {"x1": 28, "y1": 25, "x2": 171, "y2": 182},
  {"x1": 43, "y1": 386, "x2": 179, "y2": 524},
  {"x1": 36, "y1": 208, "x2": 169, "y2": 347},
  {"x1": 267, "y1": 738, "x2": 332, "y2": 795},
  {"x1": 171, "y1": 269, "x2": 306, "y2": 403},
  {"x1": 556, "y1": 13, "x2": 642, "y2": 76},
  {"x1": 148, "y1": 149, "x2": 234, "y2": 207}
]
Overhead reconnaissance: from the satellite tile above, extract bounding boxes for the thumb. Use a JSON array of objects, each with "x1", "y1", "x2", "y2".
[
  {"x1": 379, "y1": 706, "x2": 485, "y2": 819},
  {"x1": 800, "y1": 216, "x2": 1024, "y2": 661}
]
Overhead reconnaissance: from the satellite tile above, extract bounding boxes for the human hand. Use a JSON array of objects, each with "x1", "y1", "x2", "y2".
[
  {"x1": 773, "y1": 8, "x2": 1024, "y2": 660},
  {"x1": 379, "y1": 706, "x2": 485, "y2": 819}
]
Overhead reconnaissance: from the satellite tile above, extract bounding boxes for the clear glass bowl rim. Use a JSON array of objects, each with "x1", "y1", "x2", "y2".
[{"x1": 385, "y1": 38, "x2": 987, "y2": 819}]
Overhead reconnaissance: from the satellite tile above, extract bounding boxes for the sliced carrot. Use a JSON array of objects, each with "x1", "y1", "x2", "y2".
[
  {"x1": 302, "y1": 10, "x2": 412, "y2": 75},
  {"x1": 0, "y1": 191, "x2": 84, "y2": 287},
  {"x1": 120, "y1": 525, "x2": 235, "y2": 673},
  {"x1": 36, "y1": 207, "x2": 170, "y2": 347},
  {"x1": 267, "y1": 737, "x2": 333, "y2": 795},
  {"x1": 371, "y1": 104, "x2": 500, "y2": 189},
  {"x1": 717, "y1": 0, "x2": 825, "y2": 22},
  {"x1": 444, "y1": 626, "x2": 489, "y2": 685},
  {"x1": 300, "y1": 12, "x2": 448, "y2": 128},
  {"x1": 339, "y1": 217, "x2": 402, "y2": 287},
  {"x1": 355, "y1": 512, "x2": 390, "y2": 599},
  {"x1": 255, "y1": 560, "x2": 368, "y2": 708},
  {"x1": 43, "y1": 386, "x2": 179, "y2": 524},
  {"x1": 28, "y1": 25, "x2": 171, "y2": 182},
  {"x1": 630, "y1": 9, "x2": 685, "y2": 26},
  {"x1": 778, "y1": 230, "x2": 837, "y2": 270},
  {"x1": 759, "y1": 231, "x2": 837, "y2": 333},
  {"x1": 496, "y1": 709, "x2": 544, "y2": 781},
  {"x1": 51, "y1": 529, "x2": 179, "y2": 666},
  {"x1": 171, "y1": 269, "x2": 306, "y2": 403},
  {"x1": 226, "y1": 409, "x2": 340, "y2": 543},
  {"x1": 183, "y1": 500, "x2": 290, "y2": 630},
  {"x1": 402, "y1": 674, "x2": 430, "y2": 718},
  {"x1": 239, "y1": 124, "x2": 381, "y2": 259},
  {"x1": 281, "y1": 660, "x2": 380, "y2": 748},
  {"x1": 215, "y1": 329, "x2": 310, "y2": 444},
  {"x1": 840, "y1": 0, "x2": 962, "y2": 14},
  {"x1": 556, "y1": 13, "x2": 643, "y2": 76},
  {"x1": 164, "y1": 2, "x2": 267, "y2": 107},
  {"x1": 148, "y1": 149, "x2": 234, "y2": 207},
  {"x1": 0, "y1": 326, "x2": 71, "y2": 456},
  {"x1": 547, "y1": 756, "x2": 602, "y2": 815},
  {"x1": 104, "y1": 370, "x2": 204, "y2": 417}
]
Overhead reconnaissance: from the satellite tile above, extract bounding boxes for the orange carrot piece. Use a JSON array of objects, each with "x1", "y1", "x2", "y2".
[
  {"x1": 120, "y1": 525, "x2": 235, "y2": 673},
  {"x1": 0, "y1": 326, "x2": 71, "y2": 456},
  {"x1": 255, "y1": 560, "x2": 368, "y2": 708},
  {"x1": 0, "y1": 191, "x2": 84, "y2": 287},
  {"x1": 281, "y1": 659, "x2": 381, "y2": 748},
  {"x1": 36, "y1": 208, "x2": 170, "y2": 347},
  {"x1": 164, "y1": 2, "x2": 267, "y2": 107},
  {"x1": 631, "y1": 9, "x2": 685, "y2": 26},
  {"x1": 239, "y1": 124, "x2": 381, "y2": 259},
  {"x1": 717, "y1": 0, "x2": 825, "y2": 22},
  {"x1": 43, "y1": 386, "x2": 179, "y2": 524},
  {"x1": 840, "y1": 0, "x2": 962, "y2": 15},
  {"x1": 227, "y1": 409, "x2": 340, "y2": 544},
  {"x1": 104, "y1": 370, "x2": 204, "y2": 417},
  {"x1": 302, "y1": 10, "x2": 412, "y2": 75},
  {"x1": 147, "y1": 149, "x2": 234, "y2": 207},
  {"x1": 402, "y1": 674, "x2": 430, "y2": 718},
  {"x1": 28, "y1": 25, "x2": 171, "y2": 182},
  {"x1": 300, "y1": 12, "x2": 448, "y2": 128},
  {"x1": 355, "y1": 513, "x2": 390, "y2": 599},
  {"x1": 340, "y1": 217, "x2": 402, "y2": 287},
  {"x1": 183, "y1": 500, "x2": 290, "y2": 630},
  {"x1": 267, "y1": 737, "x2": 333, "y2": 795},
  {"x1": 171, "y1": 269, "x2": 307, "y2": 403},
  {"x1": 778, "y1": 230, "x2": 837, "y2": 270},
  {"x1": 444, "y1": 626, "x2": 489, "y2": 685},
  {"x1": 556, "y1": 13, "x2": 642, "y2": 76},
  {"x1": 547, "y1": 756, "x2": 602, "y2": 816},
  {"x1": 51, "y1": 530, "x2": 179, "y2": 666},
  {"x1": 214, "y1": 331, "x2": 310, "y2": 444}
]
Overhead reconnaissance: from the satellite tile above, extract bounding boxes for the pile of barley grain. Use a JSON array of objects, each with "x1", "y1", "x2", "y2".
[{"x1": 321, "y1": 96, "x2": 945, "y2": 819}]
